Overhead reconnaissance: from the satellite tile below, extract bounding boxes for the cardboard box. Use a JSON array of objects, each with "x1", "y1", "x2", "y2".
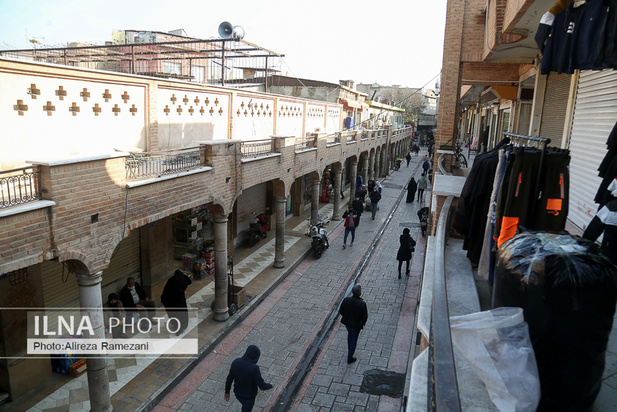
[{"x1": 69, "y1": 359, "x2": 87, "y2": 378}]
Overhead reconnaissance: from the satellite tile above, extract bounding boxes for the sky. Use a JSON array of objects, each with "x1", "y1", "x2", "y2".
[{"x1": 0, "y1": 0, "x2": 447, "y2": 89}]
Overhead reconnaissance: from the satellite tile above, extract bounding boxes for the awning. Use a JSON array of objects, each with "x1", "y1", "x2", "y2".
[{"x1": 342, "y1": 99, "x2": 361, "y2": 109}]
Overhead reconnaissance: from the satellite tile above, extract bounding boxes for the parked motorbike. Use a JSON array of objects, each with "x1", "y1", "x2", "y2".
[
  {"x1": 247, "y1": 211, "x2": 268, "y2": 247},
  {"x1": 309, "y1": 217, "x2": 330, "y2": 258},
  {"x1": 418, "y1": 207, "x2": 429, "y2": 237}
]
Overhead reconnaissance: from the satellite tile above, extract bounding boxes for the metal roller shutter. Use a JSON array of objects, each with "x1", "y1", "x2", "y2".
[
  {"x1": 540, "y1": 73, "x2": 571, "y2": 147},
  {"x1": 567, "y1": 70, "x2": 617, "y2": 231},
  {"x1": 235, "y1": 183, "x2": 267, "y2": 244},
  {"x1": 41, "y1": 229, "x2": 141, "y2": 308}
]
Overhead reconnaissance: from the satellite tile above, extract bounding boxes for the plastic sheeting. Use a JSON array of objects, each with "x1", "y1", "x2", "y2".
[{"x1": 493, "y1": 231, "x2": 617, "y2": 412}]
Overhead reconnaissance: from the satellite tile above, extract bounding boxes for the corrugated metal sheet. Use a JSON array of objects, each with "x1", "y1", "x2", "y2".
[
  {"x1": 236, "y1": 183, "x2": 267, "y2": 244},
  {"x1": 41, "y1": 229, "x2": 141, "y2": 308},
  {"x1": 568, "y1": 70, "x2": 617, "y2": 231},
  {"x1": 540, "y1": 73, "x2": 571, "y2": 147}
]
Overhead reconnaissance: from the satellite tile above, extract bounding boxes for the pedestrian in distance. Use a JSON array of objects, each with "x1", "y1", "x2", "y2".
[
  {"x1": 412, "y1": 143, "x2": 420, "y2": 156},
  {"x1": 406, "y1": 153, "x2": 411, "y2": 167},
  {"x1": 369, "y1": 187, "x2": 381, "y2": 220},
  {"x1": 225, "y1": 344, "x2": 273, "y2": 412},
  {"x1": 396, "y1": 228, "x2": 416, "y2": 279},
  {"x1": 339, "y1": 284, "x2": 368, "y2": 364},
  {"x1": 342, "y1": 205, "x2": 358, "y2": 249},
  {"x1": 160, "y1": 269, "x2": 192, "y2": 336},
  {"x1": 356, "y1": 185, "x2": 367, "y2": 202},
  {"x1": 352, "y1": 196, "x2": 364, "y2": 227},
  {"x1": 406, "y1": 177, "x2": 417, "y2": 204},
  {"x1": 367, "y1": 180, "x2": 376, "y2": 194},
  {"x1": 417, "y1": 173, "x2": 429, "y2": 203},
  {"x1": 422, "y1": 158, "x2": 430, "y2": 175}
]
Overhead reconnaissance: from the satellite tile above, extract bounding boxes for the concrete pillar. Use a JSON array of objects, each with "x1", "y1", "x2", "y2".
[
  {"x1": 77, "y1": 271, "x2": 112, "y2": 412},
  {"x1": 311, "y1": 177, "x2": 320, "y2": 226},
  {"x1": 349, "y1": 160, "x2": 358, "y2": 202},
  {"x1": 332, "y1": 168, "x2": 342, "y2": 221},
  {"x1": 213, "y1": 214, "x2": 229, "y2": 322},
  {"x1": 273, "y1": 195, "x2": 286, "y2": 268},
  {"x1": 374, "y1": 152, "x2": 381, "y2": 180},
  {"x1": 362, "y1": 161, "x2": 368, "y2": 188},
  {"x1": 368, "y1": 152, "x2": 375, "y2": 182}
]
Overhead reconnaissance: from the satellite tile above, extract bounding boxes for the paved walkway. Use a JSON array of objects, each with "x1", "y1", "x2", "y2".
[{"x1": 153, "y1": 154, "x2": 428, "y2": 411}]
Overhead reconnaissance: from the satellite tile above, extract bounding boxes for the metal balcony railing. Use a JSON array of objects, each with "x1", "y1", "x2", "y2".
[
  {"x1": 0, "y1": 166, "x2": 41, "y2": 209},
  {"x1": 295, "y1": 136, "x2": 317, "y2": 151},
  {"x1": 240, "y1": 139, "x2": 276, "y2": 159},
  {"x1": 125, "y1": 147, "x2": 208, "y2": 180}
]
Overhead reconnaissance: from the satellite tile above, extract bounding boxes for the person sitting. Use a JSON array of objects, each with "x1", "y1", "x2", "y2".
[
  {"x1": 103, "y1": 293, "x2": 128, "y2": 338},
  {"x1": 119, "y1": 277, "x2": 156, "y2": 324}
]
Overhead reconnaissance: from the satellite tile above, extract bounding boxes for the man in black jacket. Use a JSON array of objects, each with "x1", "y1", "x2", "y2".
[
  {"x1": 119, "y1": 277, "x2": 156, "y2": 325},
  {"x1": 339, "y1": 284, "x2": 368, "y2": 364},
  {"x1": 225, "y1": 344, "x2": 273, "y2": 411},
  {"x1": 351, "y1": 196, "x2": 364, "y2": 227}
]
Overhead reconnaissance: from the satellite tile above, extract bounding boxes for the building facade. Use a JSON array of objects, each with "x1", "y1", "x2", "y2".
[{"x1": 0, "y1": 57, "x2": 411, "y2": 408}]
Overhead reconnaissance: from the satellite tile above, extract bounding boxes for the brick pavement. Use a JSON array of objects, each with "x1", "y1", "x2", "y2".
[{"x1": 153, "y1": 152, "x2": 430, "y2": 411}]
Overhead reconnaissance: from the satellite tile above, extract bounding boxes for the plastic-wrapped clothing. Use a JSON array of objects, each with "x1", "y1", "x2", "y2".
[
  {"x1": 492, "y1": 232, "x2": 617, "y2": 412},
  {"x1": 583, "y1": 199, "x2": 617, "y2": 265}
]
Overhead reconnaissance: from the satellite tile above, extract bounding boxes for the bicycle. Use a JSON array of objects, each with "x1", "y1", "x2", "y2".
[{"x1": 454, "y1": 141, "x2": 468, "y2": 168}]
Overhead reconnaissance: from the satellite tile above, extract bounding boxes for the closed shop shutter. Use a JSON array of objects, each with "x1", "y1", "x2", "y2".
[
  {"x1": 567, "y1": 70, "x2": 617, "y2": 231},
  {"x1": 41, "y1": 229, "x2": 141, "y2": 308},
  {"x1": 540, "y1": 73, "x2": 571, "y2": 147},
  {"x1": 235, "y1": 183, "x2": 267, "y2": 244}
]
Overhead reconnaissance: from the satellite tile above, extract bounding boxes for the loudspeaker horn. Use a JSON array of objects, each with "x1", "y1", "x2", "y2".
[
  {"x1": 218, "y1": 21, "x2": 234, "y2": 38},
  {"x1": 232, "y1": 25, "x2": 245, "y2": 40}
]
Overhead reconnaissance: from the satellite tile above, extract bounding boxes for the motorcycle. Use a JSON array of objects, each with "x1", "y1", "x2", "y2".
[
  {"x1": 418, "y1": 207, "x2": 429, "y2": 237},
  {"x1": 247, "y1": 211, "x2": 268, "y2": 247},
  {"x1": 309, "y1": 217, "x2": 330, "y2": 258}
]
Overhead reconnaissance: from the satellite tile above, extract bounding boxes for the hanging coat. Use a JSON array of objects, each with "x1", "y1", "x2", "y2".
[{"x1": 406, "y1": 178, "x2": 417, "y2": 203}]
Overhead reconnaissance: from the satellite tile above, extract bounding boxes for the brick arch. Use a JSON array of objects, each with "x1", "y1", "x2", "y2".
[{"x1": 58, "y1": 251, "x2": 94, "y2": 276}]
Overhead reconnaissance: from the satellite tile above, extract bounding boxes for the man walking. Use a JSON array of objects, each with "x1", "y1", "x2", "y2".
[
  {"x1": 342, "y1": 205, "x2": 358, "y2": 249},
  {"x1": 225, "y1": 344, "x2": 273, "y2": 412},
  {"x1": 369, "y1": 187, "x2": 381, "y2": 220},
  {"x1": 405, "y1": 152, "x2": 411, "y2": 167},
  {"x1": 351, "y1": 196, "x2": 364, "y2": 227},
  {"x1": 339, "y1": 284, "x2": 368, "y2": 364}
]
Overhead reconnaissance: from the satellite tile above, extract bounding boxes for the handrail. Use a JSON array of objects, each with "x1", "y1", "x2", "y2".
[
  {"x1": 428, "y1": 195, "x2": 461, "y2": 411},
  {"x1": 0, "y1": 165, "x2": 41, "y2": 209},
  {"x1": 126, "y1": 147, "x2": 208, "y2": 180},
  {"x1": 240, "y1": 138, "x2": 276, "y2": 159}
]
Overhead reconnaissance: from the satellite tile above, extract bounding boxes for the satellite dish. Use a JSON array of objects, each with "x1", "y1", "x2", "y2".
[{"x1": 218, "y1": 21, "x2": 245, "y2": 40}]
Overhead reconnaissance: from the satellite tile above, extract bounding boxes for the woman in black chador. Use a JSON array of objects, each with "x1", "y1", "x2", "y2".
[
  {"x1": 161, "y1": 270, "x2": 192, "y2": 335},
  {"x1": 396, "y1": 228, "x2": 416, "y2": 279},
  {"x1": 406, "y1": 177, "x2": 417, "y2": 203}
]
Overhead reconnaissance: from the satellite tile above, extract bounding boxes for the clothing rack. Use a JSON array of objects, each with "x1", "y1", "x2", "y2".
[{"x1": 503, "y1": 132, "x2": 551, "y2": 220}]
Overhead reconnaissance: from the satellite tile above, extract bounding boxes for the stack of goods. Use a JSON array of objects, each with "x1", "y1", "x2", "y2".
[
  {"x1": 202, "y1": 247, "x2": 215, "y2": 279},
  {"x1": 182, "y1": 253, "x2": 196, "y2": 272}
]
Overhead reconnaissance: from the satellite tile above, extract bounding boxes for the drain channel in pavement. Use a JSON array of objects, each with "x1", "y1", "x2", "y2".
[{"x1": 360, "y1": 369, "x2": 406, "y2": 398}]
